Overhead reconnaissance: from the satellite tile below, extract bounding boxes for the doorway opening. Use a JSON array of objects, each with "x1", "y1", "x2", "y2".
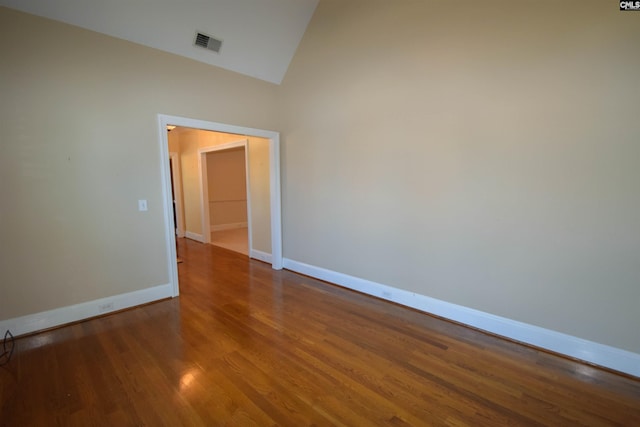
[
  {"x1": 201, "y1": 141, "x2": 250, "y2": 256},
  {"x1": 158, "y1": 114, "x2": 283, "y2": 297}
]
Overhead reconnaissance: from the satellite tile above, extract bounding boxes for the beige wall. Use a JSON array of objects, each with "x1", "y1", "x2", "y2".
[
  {"x1": 280, "y1": 0, "x2": 640, "y2": 353},
  {"x1": 167, "y1": 131, "x2": 181, "y2": 153},
  {"x1": 0, "y1": 7, "x2": 278, "y2": 320},
  {"x1": 174, "y1": 128, "x2": 207, "y2": 236},
  {"x1": 207, "y1": 148, "x2": 248, "y2": 227}
]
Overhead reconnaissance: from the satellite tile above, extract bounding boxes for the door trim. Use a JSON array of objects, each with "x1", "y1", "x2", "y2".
[{"x1": 158, "y1": 114, "x2": 283, "y2": 298}]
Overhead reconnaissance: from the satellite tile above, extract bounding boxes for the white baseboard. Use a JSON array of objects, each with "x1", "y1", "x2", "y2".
[
  {"x1": 185, "y1": 231, "x2": 205, "y2": 242},
  {"x1": 211, "y1": 222, "x2": 248, "y2": 232},
  {"x1": 0, "y1": 283, "x2": 173, "y2": 338},
  {"x1": 176, "y1": 228, "x2": 185, "y2": 238},
  {"x1": 250, "y1": 249, "x2": 272, "y2": 264},
  {"x1": 282, "y1": 258, "x2": 640, "y2": 378}
]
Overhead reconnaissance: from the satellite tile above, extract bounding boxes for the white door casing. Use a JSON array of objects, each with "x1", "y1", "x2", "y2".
[{"x1": 158, "y1": 114, "x2": 283, "y2": 298}]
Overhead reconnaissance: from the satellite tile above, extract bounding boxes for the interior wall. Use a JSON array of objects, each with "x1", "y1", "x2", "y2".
[
  {"x1": 0, "y1": 7, "x2": 278, "y2": 321},
  {"x1": 279, "y1": 0, "x2": 640, "y2": 353},
  {"x1": 247, "y1": 136, "x2": 272, "y2": 253},
  {"x1": 174, "y1": 128, "x2": 206, "y2": 236},
  {"x1": 207, "y1": 148, "x2": 248, "y2": 228}
]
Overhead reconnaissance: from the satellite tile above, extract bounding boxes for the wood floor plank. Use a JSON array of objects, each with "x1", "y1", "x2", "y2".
[{"x1": 1, "y1": 238, "x2": 639, "y2": 426}]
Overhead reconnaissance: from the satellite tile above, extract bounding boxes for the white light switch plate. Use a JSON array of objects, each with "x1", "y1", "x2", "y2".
[{"x1": 138, "y1": 199, "x2": 148, "y2": 211}]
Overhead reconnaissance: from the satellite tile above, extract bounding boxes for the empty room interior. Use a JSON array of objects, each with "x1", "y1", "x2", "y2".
[{"x1": 1, "y1": 0, "x2": 639, "y2": 425}]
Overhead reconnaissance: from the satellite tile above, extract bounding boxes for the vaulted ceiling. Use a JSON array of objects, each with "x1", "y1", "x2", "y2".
[{"x1": 0, "y1": 0, "x2": 319, "y2": 84}]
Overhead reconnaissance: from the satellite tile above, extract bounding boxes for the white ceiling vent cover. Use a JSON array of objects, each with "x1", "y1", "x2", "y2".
[{"x1": 194, "y1": 32, "x2": 223, "y2": 53}]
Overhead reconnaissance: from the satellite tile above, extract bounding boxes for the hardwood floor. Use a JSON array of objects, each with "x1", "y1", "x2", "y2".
[{"x1": 1, "y1": 238, "x2": 639, "y2": 426}]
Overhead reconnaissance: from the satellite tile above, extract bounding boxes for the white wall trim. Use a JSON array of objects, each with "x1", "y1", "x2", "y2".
[
  {"x1": 250, "y1": 249, "x2": 272, "y2": 264},
  {"x1": 0, "y1": 284, "x2": 173, "y2": 338},
  {"x1": 185, "y1": 231, "x2": 205, "y2": 243},
  {"x1": 269, "y1": 133, "x2": 282, "y2": 270},
  {"x1": 282, "y1": 258, "x2": 640, "y2": 378},
  {"x1": 211, "y1": 222, "x2": 248, "y2": 231},
  {"x1": 158, "y1": 118, "x2": 180, "y2": 297}
]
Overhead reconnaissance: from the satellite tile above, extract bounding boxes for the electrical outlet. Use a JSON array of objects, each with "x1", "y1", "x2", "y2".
[{"x1": 98, "y1": 302, "x2": 114, "y2": 313}]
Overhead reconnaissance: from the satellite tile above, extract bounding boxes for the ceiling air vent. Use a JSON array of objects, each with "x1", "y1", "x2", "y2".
[{"x1": 194, "y1": 32, "x2": 222, "y2": 53}]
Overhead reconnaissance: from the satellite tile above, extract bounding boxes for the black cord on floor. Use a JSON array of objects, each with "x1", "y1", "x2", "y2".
[{"x1": 0, "y1": 330, "x2": 15, "y2": 366}]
